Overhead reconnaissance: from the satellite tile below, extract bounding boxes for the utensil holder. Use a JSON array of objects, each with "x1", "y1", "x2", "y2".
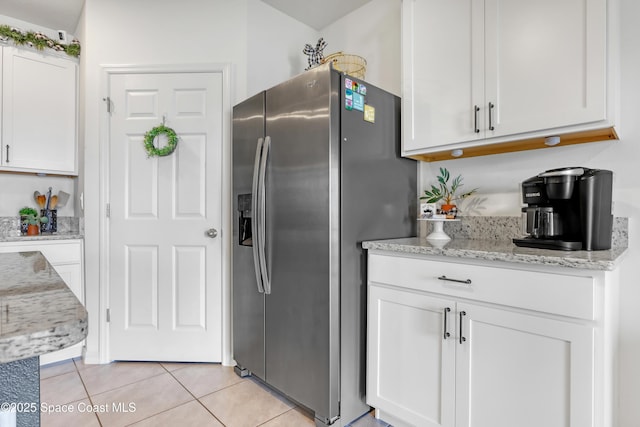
[{"x1": 40, "y1": 209, "x2": 57, "y2": 233}]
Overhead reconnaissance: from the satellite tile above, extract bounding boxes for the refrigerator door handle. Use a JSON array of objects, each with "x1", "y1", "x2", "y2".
[
  {"x1": 258, "y1": 136, "x2": 272, "y2": 294},
  {"x1": 251, "y1": 137, "x2": 265, "y2": 294}
]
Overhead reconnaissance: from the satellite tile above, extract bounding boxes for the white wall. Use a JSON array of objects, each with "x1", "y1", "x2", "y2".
[
  {"x1": 0, "y1": 175, "x2": 76, "y2": 217},
  {"x1": 245, "y1": 0, "x2": 401, "y2": 96},
  {"x1": 322, "y1": 0, "x2": 402, "y2": 96},
  {"x1": 246, "y1": 1, "x2": 318, "y2": 96},
  {"x1": 245, "y1": 0, "x2": 403, "y2": 97},
  {"x1": 611, "y1": 1, "x2": 640, "y2": 425}
]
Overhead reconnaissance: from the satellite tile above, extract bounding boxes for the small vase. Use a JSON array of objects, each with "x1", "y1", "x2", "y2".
[
  {"x1": 440, "y1": 204, "x2": 457, "y2": 218},
  {"x1": 27, "y1": 224, "x2": 40, "y2": 236}
]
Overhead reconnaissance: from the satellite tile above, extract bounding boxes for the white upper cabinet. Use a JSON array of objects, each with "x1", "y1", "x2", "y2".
[
  {"x1": 402, "y1": 0, "x2": 483, "y2": 150},
  {"x1": 1, "y1": 46, "x2": 78, "y2": 175},
  {"x1": 484, "y1": 0, "x2": 607, "y2": 137},
  {"x1": 402, "y1": 0, "x2": 614, "y2": 159}
]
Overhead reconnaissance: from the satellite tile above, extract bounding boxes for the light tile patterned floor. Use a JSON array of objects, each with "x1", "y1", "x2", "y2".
[{"x1": 40, "y1": 359, "x2": 390, "y2": 427}]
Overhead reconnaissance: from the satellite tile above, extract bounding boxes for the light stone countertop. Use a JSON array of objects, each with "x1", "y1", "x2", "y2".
[
  {"x1": 0, "y1": 216, "x2": 83, "y2": 242},
  {"x1": 0, "y1": 251, "x2": 87, "y2": 363},
  {"x1": 0, "y1": 232, "x2": 84, "y2": 243},
  {"x1": 362, "y1": 237, "x2": 628, "y2": 271}
]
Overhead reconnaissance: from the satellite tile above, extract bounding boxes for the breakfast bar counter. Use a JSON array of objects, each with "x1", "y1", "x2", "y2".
[
  {"x1": 0, "y1": 251, "x2": 87, "y2": 363},
  {"x1": 0, "y1": 251, "x2": 87, "y2": 427}
]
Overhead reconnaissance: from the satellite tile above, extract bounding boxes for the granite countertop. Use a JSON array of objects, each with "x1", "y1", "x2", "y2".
[
  {"x1": 0, "y1": 251, "x2": 87, "y2": 363},
  {"x1": 362, "y1": 237, "x2": 628, "y2": 271},
  {"x1": 0, "y1": 216, "x2": 83, "y2": 243},
  {"x1": 0, "y1": 232, "x2": 84, "y2": 243}
]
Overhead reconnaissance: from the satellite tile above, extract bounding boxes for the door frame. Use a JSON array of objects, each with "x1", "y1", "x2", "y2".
[{"x1": 98, "y1": 63, "x2": 233, "y2": 365}]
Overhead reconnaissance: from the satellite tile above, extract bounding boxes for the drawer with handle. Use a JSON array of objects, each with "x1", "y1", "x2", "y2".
[{"x1": 368, "y1": 252, "x2": 595, "y2": 320}]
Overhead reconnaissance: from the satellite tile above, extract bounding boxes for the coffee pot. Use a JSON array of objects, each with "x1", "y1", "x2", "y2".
[{"x1": 524, "y1": 206, "x2": 562, "y2": 238}]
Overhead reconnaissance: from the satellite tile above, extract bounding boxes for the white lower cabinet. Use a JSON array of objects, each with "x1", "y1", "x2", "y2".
[
  {"x1": 455, "y1": 303, "x2": 593, "y2": 427},
  {"x1": 367, "y1": 252, "x2": 614, "y2": 427},
  {"x1": 368, "y1": 284, "x2": 456, "y2": 427},
  {"x1": 0, "y1": 240, "x2": 84, "y2": 365}
]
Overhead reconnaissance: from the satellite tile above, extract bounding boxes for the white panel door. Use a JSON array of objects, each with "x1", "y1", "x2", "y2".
[
  {"x1": 455, "y1": 303, "x2": 594, "y2": 427},
  {"x1": 109, "y1": 71, "x2": 223, "y2": 362},
  {"x1": 367, "y1": 284, "x2": 456, "y2": 427}
]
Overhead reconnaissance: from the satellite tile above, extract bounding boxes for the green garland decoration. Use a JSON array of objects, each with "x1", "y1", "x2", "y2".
[
  {"x1": 143, "y1": 124, "x2": 179, "y2": 157},
  {"x1": 0, "y1": 24, "x2": 81, "y2": 58}
]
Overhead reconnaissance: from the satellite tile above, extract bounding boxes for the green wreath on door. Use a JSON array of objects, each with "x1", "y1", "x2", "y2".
[{"x1": 143, "y1": 124, "x2": 178, "y2": 157}]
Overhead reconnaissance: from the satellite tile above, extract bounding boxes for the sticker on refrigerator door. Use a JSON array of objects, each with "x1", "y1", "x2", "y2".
[
  {"x1": 345, "y1": 88, "x2": 353, "y2": 110},
  {"x1": 364, "y1": 104, "x2": 375, "y2": 123},
  {"x1": 345, "y1": 99, "x2": 353, "y2": 110},
  {"x1": 358, "y1": 84, "x2": 367, "y2": 95},
  {"x1": 345, "y1": 78, "x2": 353, "y2": 90},
  {"x1": 352, "y1": 92, "x2": 364, "y2": 112}
]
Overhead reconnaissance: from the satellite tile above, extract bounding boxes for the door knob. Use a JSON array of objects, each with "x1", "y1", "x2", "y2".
[{"x1": 206, "y1": 228, "x2": 218, "y2": 238}]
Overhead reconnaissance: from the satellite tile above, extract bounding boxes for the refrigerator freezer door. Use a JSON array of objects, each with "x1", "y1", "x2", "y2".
[
  {"x1": 339, "y1": 73, "x2": 417, "y2": 422},
  {"x1": 263, "y1": 65, "x2": 340, "y2": 424},
  {"x1": 232, "y1": 92, "x2": 266, "y2": 380}
]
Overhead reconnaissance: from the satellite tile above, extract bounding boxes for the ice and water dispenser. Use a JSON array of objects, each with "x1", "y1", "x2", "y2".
[{"x1": 238, "y1": 194, "x2": 253, "y2": 246}]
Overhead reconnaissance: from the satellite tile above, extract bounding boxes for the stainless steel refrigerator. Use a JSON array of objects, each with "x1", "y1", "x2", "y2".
[{"x1": 232, "y1": 63, "x2": 416, "y2": 426}]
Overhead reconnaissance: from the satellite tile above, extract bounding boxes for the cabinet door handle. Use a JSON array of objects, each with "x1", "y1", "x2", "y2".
[
  {"x1": 5, "y1": 145, "x2": 9, "y2": 163},
  {"x1": 488, "y1": 102, "x2": 495, "y2": 131},
  {"x1": 474, "y1": 105, "x2": 480, "y2": 133},
  {"x1": 443, "y1": 307, "x2": 451, "y2": 339},
  {"x1": 459, "y1": 310, "x2": 467, "y2": 344},
  {"x1": 438, "y1": 275, "x2": 472, "y2": 285}
]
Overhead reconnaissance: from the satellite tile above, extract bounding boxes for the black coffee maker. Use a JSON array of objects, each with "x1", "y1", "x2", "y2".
[{"x1": 513, "y1": 167, "x2": 613, "y2": 251}]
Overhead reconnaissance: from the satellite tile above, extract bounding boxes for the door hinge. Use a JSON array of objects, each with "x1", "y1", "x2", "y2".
[
  {"x1": 106, "y1": 308, "x2": 110, "y2": 322},
  {"x1": 106, "y1": 203, "x2": 110, "y2": 218},
  {"x1": 103, "y1": 97, "x2": 112, "y2": 113}
]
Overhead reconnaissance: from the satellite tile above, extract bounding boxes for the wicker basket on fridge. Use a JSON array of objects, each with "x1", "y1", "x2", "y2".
[{"x1": 323, "y1": 52, "x2": 367, "y2": 79}]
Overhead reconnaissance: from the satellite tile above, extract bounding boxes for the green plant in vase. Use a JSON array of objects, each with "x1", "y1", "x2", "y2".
[
  {"x1": 19, "y1": 206, "x2": 48, "y2": 235},
  {"x1": 420, "y1": 168, "x2": 477, "y2": 217}
]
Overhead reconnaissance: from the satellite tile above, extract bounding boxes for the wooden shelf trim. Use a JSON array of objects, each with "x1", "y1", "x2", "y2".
[{"x1": 406, "y1": 127, "x2": 619, "y2": 162}]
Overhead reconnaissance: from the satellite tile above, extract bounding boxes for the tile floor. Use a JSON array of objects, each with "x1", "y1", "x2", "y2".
[{"x1": 40, "y1": 359, "x2": 390, "y2": 427}]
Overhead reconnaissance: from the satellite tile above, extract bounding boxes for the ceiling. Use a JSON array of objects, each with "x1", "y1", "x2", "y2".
[
  {"x1": 0, "y1": 0, "x2": 370, "y2": 35},
  {"x1": 1, "y1": 0, "x2": 84, "y2": 34},
  {"x1": 261, "y1": 0, "x2": 372, "y2": 30}
]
